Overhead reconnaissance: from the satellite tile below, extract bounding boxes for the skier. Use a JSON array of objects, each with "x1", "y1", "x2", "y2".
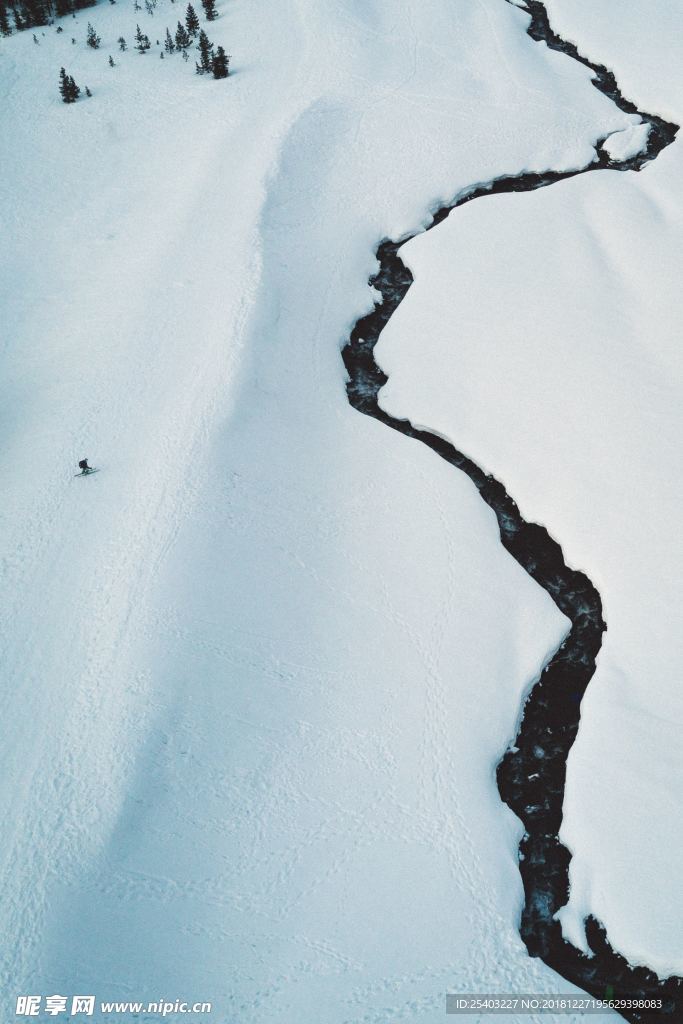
[{"x1": 78, "y1": 458, "x2": 91, "y2": 474}]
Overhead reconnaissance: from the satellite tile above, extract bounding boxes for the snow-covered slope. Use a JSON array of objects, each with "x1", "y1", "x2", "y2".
[
  {"x1": 376, "y1": 1, "x2": 683, "y2": 982},
  {"x1": 0, "y1": 0, "x2": 648, "y2": 1018}
]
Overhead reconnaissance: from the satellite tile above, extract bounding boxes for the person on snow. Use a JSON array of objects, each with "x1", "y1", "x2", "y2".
[{"x1": 78, "y1": 458, "x2": 91, "y2": 474}]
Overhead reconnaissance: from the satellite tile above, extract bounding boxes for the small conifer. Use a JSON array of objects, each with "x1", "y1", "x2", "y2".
[
  {"x1": 174, "y1": 20, "x2": 190, "y2": 49},
  {"x1": 211, "y1": 45, "x2": 229, "y2": 79},
  {"x1": 59, "y1": 66, "x2": 80, "y2": 103},
  {"x1": 0, "y1": 4, "x2": 12, "y2": 36},
  {"x1": 185, "y1": 2, "x2": 199, "y2": 35},
  {"x1": 195, "y1": 27, "x2": 213, "y2": 74},
  {"x1": 134, "y1": 23, "x2": 151, "y2": 52},
  {"x1": 86, "y1": 21, "x2": 100, "y2": 48}
]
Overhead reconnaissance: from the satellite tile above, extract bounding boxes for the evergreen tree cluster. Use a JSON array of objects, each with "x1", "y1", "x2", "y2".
[
  {"x1": 195, "y1": 25, "x2": 211, "y2": 72},
  {"x1": 194, "y1": 29, "x2": 229, "y2": 77},
  {"x1": 58, "y1": 65, "x2": 79, "y2": 101},
  {"x1": 194, "y1": 26, "x2": 228, "y2": 78},
  {"x1": 1, "y1": 0, "x2": 95, "y2": 35},
  {"x1": 162, "y1": 5, "x2": 229, "y2": 78},
  {"x1": 1, "y1": 0, "x2": 223, "y2": 36},
  {"x1": 47, "y1": 0, "x2": 230, "y2": 107},
  {"x1": 200, "y1": 0, "x2": 215, "y2": 21}
]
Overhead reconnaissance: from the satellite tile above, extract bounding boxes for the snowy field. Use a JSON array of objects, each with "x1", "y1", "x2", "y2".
[
  {"x1": 377, "y1": 0, "x2": 683, "y2": 986},
  {"x1": 0, "y1": 0, "x2": 670, "y2": 1019}
]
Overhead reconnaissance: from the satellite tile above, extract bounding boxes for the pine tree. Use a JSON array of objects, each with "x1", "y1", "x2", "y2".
[
  {"x1": 201, "y1": 0, "x2": 216, "y2": 21},
  {"x1": 86, "y1": 21, "x2": 100, "y2": 48},
  {"x1": 59, "y1": 66, "x2": 69, "y2": 100},
  {"x1": 184, "y1": 2, "x2": 198, "y2": 35},
  {"x1": 164, "y1": 26, "x2": 174, "y2": 53},
  {"x1": 59, "y1": 67, "x2": 80, "y2": 103},
  {"x1": 108, "y1": 54, "x2": 115, "y2": 65},
  {"x1": 0, "y1": 1, "x2": 11, "y2": 36},
  {"x1": 117, "y1": 35, "x2": 127, "y2": 50},
  {"x1": 134, "y1": 23, "x2": 150, "y2": 52},
  {"x1": 174, "y1": 20, "x2": 190, "y2": 49},
  {"x1": 211, "y1": 45, "x2": 229, "y2": 79},
  {"x1": 85, "y1": 85, "x2": 92, "y2": 96},
  {"x1": 195, "y1": 27, "x2": 212, "y2": 74}
]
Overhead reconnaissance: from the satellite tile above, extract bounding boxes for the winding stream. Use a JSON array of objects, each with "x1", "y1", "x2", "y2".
[{"x1": 341, "y1": 2, "x2": 680, "y2": 1019}]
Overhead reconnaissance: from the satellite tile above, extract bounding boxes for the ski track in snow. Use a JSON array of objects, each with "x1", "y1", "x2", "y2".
[{"x1": 342, "y1": 2, "x2": 681, "y2": 1019}]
